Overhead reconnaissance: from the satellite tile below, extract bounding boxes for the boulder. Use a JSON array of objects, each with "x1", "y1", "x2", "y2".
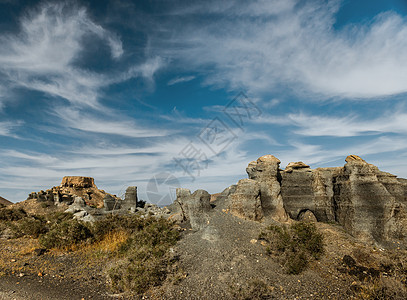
[
  {"x1": 284, "y1": 161, "x2": 311, "y2": 173},
  {"x1": 298, "y1": 210, "x2": 317, "y2": 223}
]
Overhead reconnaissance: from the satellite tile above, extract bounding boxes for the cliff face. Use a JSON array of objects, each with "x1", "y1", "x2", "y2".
[
  {"x1": 244, "y1": 154, "x2": 407, "y2": 246},
  {"x1": 174, "y1": 154, "x2": 407, "y2": 247}
]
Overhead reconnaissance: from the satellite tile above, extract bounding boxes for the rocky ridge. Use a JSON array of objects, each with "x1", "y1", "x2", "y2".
[
  {"x1": 173, "y1": 154, "x2": 407, "y2": 247},
  {"x1": 0, "y1": 196, "x2": 12, "y2": 207}
]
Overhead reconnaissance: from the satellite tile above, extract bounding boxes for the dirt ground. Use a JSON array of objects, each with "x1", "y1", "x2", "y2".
[{"x1": 1, "y1": 197, "x2": 407, "y2": 299}]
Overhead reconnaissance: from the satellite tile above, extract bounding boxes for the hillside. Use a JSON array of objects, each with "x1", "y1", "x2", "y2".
[{"x1": 0, "y1": 196, "x2": 12, "y2": 207}]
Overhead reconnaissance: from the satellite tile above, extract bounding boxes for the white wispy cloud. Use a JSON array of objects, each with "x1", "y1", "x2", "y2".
[
  {"x1": 52, "y1": 106, "x2": 172, "y2": 138},
  {"x1": 0, "y1": 121, "x2": 22, "y2": 137},
  {"x1": 0, "y1": 2, "x2": 163, "y2": 108},
  {"x1": 0, "y1": 3, "x2": 119, "y2": 106},
  {"x1": 152, "y1": 0, "x2": 407, "y2": 99},
  {"x1": 256, "y1": 111, "x2": 407, "y2": 137},
  {"x1": 167, "y1": 75, "x2": 196, "y2": 86}
]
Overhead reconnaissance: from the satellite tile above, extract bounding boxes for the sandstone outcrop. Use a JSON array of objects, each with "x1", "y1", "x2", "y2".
[
  {"x1": 229, "y1": 179, "x2": 262, "y2": 221},
  {"x1": 245, "y1": 155, "x2": 288, "y2": 222},
  {"x1": 27, "y1": 176, "x2": 118, "y2": 208},
  {"x1": 170, "y1": 154, "x2": 401, "y2": 247},
  {"x1": 175, "y1": 188, "x2": 212, "y2": 230}
]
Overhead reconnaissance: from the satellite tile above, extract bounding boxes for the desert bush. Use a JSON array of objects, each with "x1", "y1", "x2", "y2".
[
  {"x1": 91, "y1": 214, "x2": 145, "y2": 241},
  {"x1": 39, "y1": 219, "x2": 93, "y2": 249},
  {"x1": 358, "y1": 277, "x2": 407, "y2": 299},
  {"x1": 45, "y1": 211, "x2": 74, "y2": 225},
  {"x1": 231, "y1": 279, "x2": 274, "y2": 300},
  {"x1": 259, "y1": 222, "x2": 324, "y2": 274},
  {"x1": 16, "y1": 216, "x2": 47, "y2": 238},
  {"x1": 107, "y1": 216, "x2": 180, "y2": 295},
  {"x1": 0, "y1": 207, "x2": 27, "y2": 221}
]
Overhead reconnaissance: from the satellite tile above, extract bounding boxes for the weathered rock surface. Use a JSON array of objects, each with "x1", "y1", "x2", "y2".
[
  {"x1": 284, "y1": 161, "x2": 311, "y2": 173},
  {"x1": 61, "y1": 176, "x2": 95, "y2": 189},
  {"x1": 229, "y1": 179, "x2": 263, "y2": 221},
  {"x1": 123, "y1": 186, "x2": 139, "y2": 210},
  {"x1": 27, "y1": 176, "x2": 118, "y2": 208},
  {"x1": 281, "y1": 167, "x2": 339, "y2": 222},
  {"x1": 175, "y1": 188, "x2": 212, "y2": 230},
  {"x1": 184, "y1": 154, "x2": 406, "y2": 247},
  {"x1": 245, "y1": 155, "x2": 288, "y2": 222},
  {"x1": 334, "y1": 156, "x2": 407, "y2": 245}
]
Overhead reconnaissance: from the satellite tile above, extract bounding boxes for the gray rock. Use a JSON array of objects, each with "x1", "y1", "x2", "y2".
[
  {"x1": 175, "y1": 188, "x2": 212, "y2": 230},
  {"x1": 229, "y1": 179, "x2": 263, "y2": 221},
  {"x1": 103, "y1": 194, "x2": 119, "y2": 211},
  {"x1": 246, "y1": 155, "x2": 288, "y2": 222},
  {"x1": 123, "y1": 186, "x2": 138, "y2": 210}
]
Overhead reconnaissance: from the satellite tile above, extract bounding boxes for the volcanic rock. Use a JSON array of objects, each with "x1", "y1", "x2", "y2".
[
  {"x1": 223, "y1": 154, "x2": 407, "y2": 246},
  {"x1": 175, "y1": 188, "x2": 212, "y2": 230},
  {"x1": 229, "y1": 179, "x2": 263, "y2": 221},
  {"x1": 245, "y1": 155, "x2": 288, "y2": 222}
]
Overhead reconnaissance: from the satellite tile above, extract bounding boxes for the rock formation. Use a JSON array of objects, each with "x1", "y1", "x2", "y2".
[
  {"x1": 228, "y1": 154, "x2": 407, "y2": 246},
  {"x1": 175, "y1": 188, "x2": 212, "y2": 230},
  {"x1": 245, "y1": 155, "x2": 288, "y2": 221},
  {"x1": 27, "y1": 176, "x2": 118, "y2": 208},
  {"x1": 25, "y1": 178, "x2": 171, "y2": 222},
  {"x1": 174, "y1": 154, "x2": 407, "y2": 247},
  {"x1": 229, "y1": 179, "x2": 263, "y2": 221}
]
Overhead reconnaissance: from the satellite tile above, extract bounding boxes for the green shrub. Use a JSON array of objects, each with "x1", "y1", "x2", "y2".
[
  {"x1": 91, "y1": 214, "x2": 145, "y2": 241},
  {"x1": 17, "y1": 217, "x2": 47, "y2": 238},
  {"x1": 0, "y1": 207, "x2": 27, "y2": 221},
  {"x1": 45, "y1": 211, "x2": 74, "y2": 225},
  {"x1": 259, "y1": 222, "x2": 324, "y2": 274},
  {"x1": 107, "y1": 216, "x2": 180, "y2": 295},
  {"x1": 39, "y1": 219, "x2": 92, "y2": 249}
]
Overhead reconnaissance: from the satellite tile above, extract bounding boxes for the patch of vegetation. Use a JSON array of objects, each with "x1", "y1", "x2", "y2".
[
  {"x1": 1, "y1": 209, "x2": 181, "y2": 296},
  {"x1": 91, "y1": 214, "x2": 147, "y2": 241},
  {"x1": 259, "y1": 221, "x2": 324, "y2": 274},
  {"x1": 357, "y1": 277, "x2": 407, "y2": 299},
  {"x1": 106, "y1": 216, "x2": 180, "y2": 295},
  {"x1": 16, "y1": 216, "x2": 47, "y2": 238},
  {"x1": 39, "y1": 219, "x2": 93, "y2": 249},
  {"x1": 231, "y1": 279, "x2": 274, "y2": 300},
  {"x1": 0, "y1": 207, "x2": 27, "y2": 221}
]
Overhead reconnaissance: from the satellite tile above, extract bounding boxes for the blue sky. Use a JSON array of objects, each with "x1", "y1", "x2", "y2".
[{"x1": 1, "y1": 0, "x2": 407, "y2": 204}]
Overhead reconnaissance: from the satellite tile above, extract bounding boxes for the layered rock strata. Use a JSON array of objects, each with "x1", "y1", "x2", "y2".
[
  {"x1": 222, "y1": 154, "x2": 407, "y2": 246},
  {"x1": 27, "y1": 176, "x2": 118, "y2": 208}
]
